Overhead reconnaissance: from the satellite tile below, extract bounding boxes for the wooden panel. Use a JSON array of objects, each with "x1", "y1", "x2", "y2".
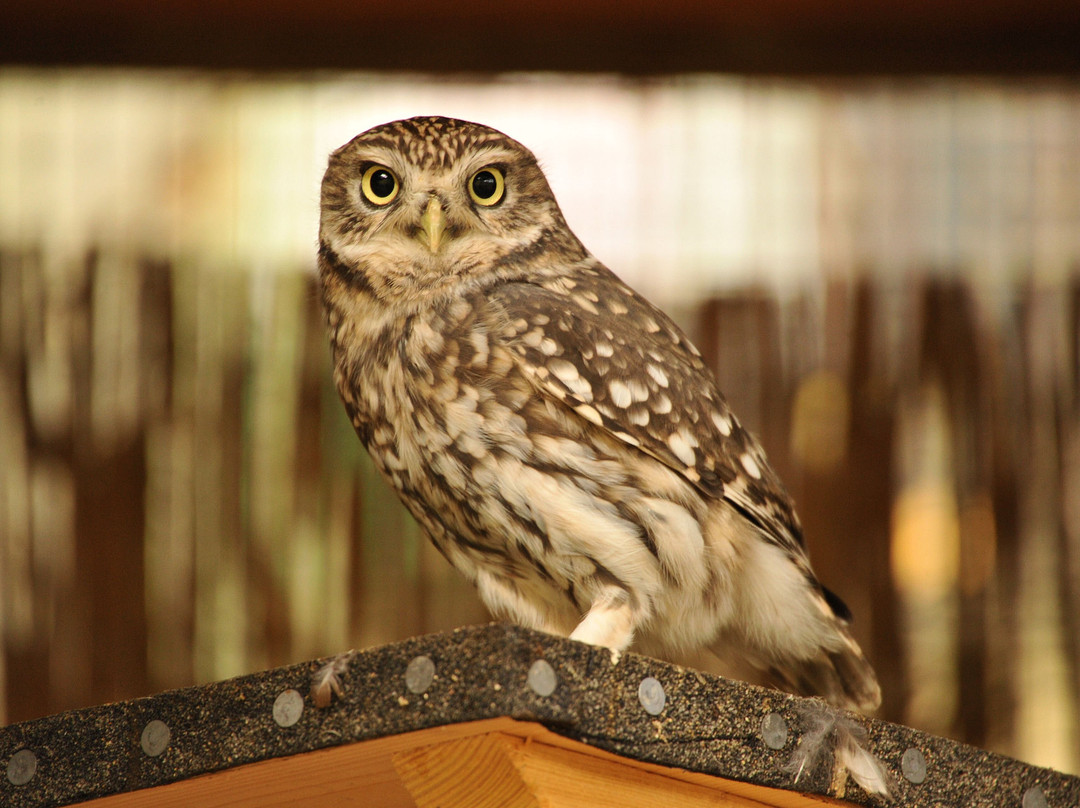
[
  {"x1": 5, "y1": 0, "x2": 1075, "y2": 27},
  {"x1": 2, "y1": 0, "x2": 1078, "y2": 72},
  {"x1": 394, "y1": 732, "x2": 772, "y2": 808},
  {"x1": 393, "y1": 734, "x2": 541, "y2": 808},
  {"x1": 72, "y1": 718, "x2": 846, "y2": 808}
]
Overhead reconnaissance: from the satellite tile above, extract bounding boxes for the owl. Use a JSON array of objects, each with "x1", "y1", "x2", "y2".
[{"x1": 317, "y1": 116, "x2": 881, "y2": 712}]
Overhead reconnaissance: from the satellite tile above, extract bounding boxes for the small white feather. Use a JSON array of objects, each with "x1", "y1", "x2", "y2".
[{"x1": 786, "y1": 701, "x2": 893, "y2": 800}]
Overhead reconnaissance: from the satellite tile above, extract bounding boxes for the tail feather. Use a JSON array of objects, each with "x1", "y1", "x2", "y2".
[
  {"x1": 696, "y1": 625, "x2": 881, "y2": 712},
  {"x1": 765, "y1": 583, "x2": 881, "y2": 711},
  {"x1": 767, "y1": 637, "x2": 881, "y2": 712}
]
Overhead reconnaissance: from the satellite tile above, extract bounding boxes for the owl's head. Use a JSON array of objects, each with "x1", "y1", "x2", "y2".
[{"x1": 320, "y1": 116, "x2": 586, "y2": 304}]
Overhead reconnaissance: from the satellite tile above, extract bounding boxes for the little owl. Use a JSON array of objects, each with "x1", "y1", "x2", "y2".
[{"x1": 317, "y1": 116, "x2": 881, "y2": 712}]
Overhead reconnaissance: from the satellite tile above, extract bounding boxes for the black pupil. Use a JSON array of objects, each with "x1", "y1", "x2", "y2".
[
  {"x1": 370, "y1": 169, "x2": 395, "y2": 198},
  {"x1": 472, "y1": 171, "x2": 498, "y2": 199}
]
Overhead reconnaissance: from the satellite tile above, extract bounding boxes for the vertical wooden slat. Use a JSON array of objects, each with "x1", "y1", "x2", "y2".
[
  {"x1": 287, "y1": 282, "x2": 340, "y2": 662},
  {"x1": 793, "y1": 279, "x2": 903, "y2": 720},
  {"x1": 1016, "y1": 282, "x2": 1077, "y2": 766},
  {"x1": 246, "y1": 272, "x2": 309, "y2": 672},
  {"x1": 983, "y1": 284, "x2": 1025, "y2": 754},
  {"x1": 75, "y1": 420, "x2": 149, "y2": 706},
  {"x1": 1051, "y1": 279, "x2": 1080, "y2": 751},
  {"x1": 142, "y1": 258, "x2": 195, "y2": 694},
  {"x1": 917, "y1": 280, "x2": 990, "y2": 747},
  {"x1": 18, "y1": 248, "x2": 88, "y2": 721},
  {"x1": 846, "y1": 279, "x2": 903, "y2": 719},
  {"x1": 0, "y1": 249, "x2": 38, "y2": 724}
]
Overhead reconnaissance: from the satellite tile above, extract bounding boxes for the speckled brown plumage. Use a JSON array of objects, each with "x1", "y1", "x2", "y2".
[{"x1": 317, "y1": 116, "x2": 880, "y2": 711}]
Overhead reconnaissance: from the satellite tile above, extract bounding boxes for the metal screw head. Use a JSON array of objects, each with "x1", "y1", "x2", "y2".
[
  {"x1": 901, "y1": 747, "x2": 927, "y2": 784},
  {"x1": 405, "y1": 655, "x2": 436, "y2": 694},
  {"x1": 1022, "y1": 786, "x2": 1049, "y2": 808},
  {"x1": 140, "y1": 720, "x2": 171, "y2": 757},
  {"x1": 638, "y1": 676, "x2": 666, "y2": 715},
  {"x1": 272, "y1": 689, "x2": 304, "y2": 728},
  {"x1": 761, "y1": 712, "x2": 789, "y2": 749},
  {"x1": 527, "y1": 659, "x2": 557, "y2": 697},
  {"x1": 6, "y1": 749, "x2": 37, "y2": 786}
]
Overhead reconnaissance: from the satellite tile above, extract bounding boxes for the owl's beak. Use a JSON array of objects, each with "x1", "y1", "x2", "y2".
[{"x1": 419, "y1": 197, "x2": 446, "y2": 253}]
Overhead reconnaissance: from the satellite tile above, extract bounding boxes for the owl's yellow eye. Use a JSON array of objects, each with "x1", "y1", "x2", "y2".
[
  {"x1": 468, "y1": 167, "x2": 505, "y2": 206},
  {"x1": 361, "y1": 165, "x2": 399, "y2": 205}
]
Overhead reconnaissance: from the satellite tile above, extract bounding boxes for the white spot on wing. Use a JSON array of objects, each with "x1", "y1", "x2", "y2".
[
  {"x1": 549, "y1": 358, "x2": 593, "y2": 400},
  {"x1": 741, "y1": 453, "x2": 762, "y2": 479},
  {"x1": 609, "y1": 380, "x2": 632, "y2": 408},
  {"x1": 677, "y1": 426, "x2": 699, "y2": 448},
  {"x1": 646, "y1": 363, "x2": 669, "y2": 388},
  {"x1": 668, "y1": 432, "x2": 696, "y2": 466},
  {"x1": 573, "y1": 294, "x2": 599, "y2": 314},
  {"x1": 575, "y1": 403, "x2": 604, "y2": 426},
  {"x1": 628, "y1": 379, "x2": 650, "y2": 403},
  {"x1": 711, "y1": 410, "x2": 733, "y2": 436}
]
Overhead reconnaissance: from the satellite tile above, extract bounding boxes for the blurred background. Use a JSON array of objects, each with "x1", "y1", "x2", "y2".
[{"x1": 2, "y1": 0, "x2": 1079, "y2": 776}]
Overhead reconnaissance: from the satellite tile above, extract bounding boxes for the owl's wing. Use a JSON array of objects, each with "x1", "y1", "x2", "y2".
[{"x1": 485, "y1": 264, "x2": 806, "y2": 556}]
